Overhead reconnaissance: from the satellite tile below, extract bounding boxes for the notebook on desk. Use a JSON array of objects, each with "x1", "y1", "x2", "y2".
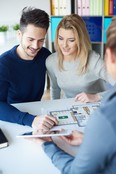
[{"x1": 0, "y1": 128, "x2": 9, "y2": 149}]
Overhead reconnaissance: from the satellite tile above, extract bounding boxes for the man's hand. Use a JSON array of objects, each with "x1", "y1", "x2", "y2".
[
  {"x1": 60, "y1": 130, "x2": 83, "y2": 146},
  {"x1": 32, "y1": 115, "x2": 58, "y2": 131},
  {"x1": 75, "y1": 92, "x2": 101, "y2": 103}
]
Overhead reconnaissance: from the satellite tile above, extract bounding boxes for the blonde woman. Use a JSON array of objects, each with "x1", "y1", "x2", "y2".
[{"x1": 46, "y1": 14, "x2": 114, "y2": 102}]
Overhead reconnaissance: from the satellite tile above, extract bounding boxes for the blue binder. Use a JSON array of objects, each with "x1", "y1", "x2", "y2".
[
  {"x1": 51, "y1": 17, "x2": 63, "y2": 42},
  {"x1": 114, "y1": 0, "x2": 116, "y2": 14},
  {"x1": 82, "y1": 17, "x2": 102, "y2": 42},
  {"x1": 104, "y1": 17, "x2": 112, "y2": 43}
]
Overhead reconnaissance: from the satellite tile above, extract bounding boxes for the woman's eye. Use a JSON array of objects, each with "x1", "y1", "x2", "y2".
[
  {"x1": 58, "y1": 37, "x2": 63, "y2": 40},
  {"x1": 69, "y1": 40, "x2": 75, "y2": 42}
]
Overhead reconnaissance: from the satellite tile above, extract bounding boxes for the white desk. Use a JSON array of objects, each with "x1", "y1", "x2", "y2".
[{"x1": 0, "y1": 98, "x2": 83, "y2": 174}]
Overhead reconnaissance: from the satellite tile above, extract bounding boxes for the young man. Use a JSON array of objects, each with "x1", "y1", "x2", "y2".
[
  {"x1": 0, "y1": 7, "x2": 57, "y2": 130},
  {"x1": 32, "y1": 17, "x2": 116, "y2": 173}
]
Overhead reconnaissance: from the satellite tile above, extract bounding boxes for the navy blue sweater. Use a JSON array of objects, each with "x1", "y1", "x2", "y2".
[{"x1": 0, "y1": 46, "x2": 51, "y2": 126}]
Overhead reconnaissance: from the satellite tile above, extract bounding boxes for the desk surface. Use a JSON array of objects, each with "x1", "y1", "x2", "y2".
[{"x1": 0, "y1": 98, "x2": 82, "y2": 174}]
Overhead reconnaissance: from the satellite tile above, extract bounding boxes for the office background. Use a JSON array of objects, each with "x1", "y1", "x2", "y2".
[{"x1": 0, "y1": 0, "x2": 50, "y2": 25}]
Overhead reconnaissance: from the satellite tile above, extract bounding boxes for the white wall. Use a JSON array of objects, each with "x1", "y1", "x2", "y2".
[
  {"x1": 0, "y1": 0, "x2": 52, "y2": 51},
  {"x1": 0, "y1": 0, "x2": 50, "y2": 25}
]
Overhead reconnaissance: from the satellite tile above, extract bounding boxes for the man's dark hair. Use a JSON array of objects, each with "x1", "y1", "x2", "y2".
[{"x1": 20, "y1": 7, "x2": 49, "y2": 32}]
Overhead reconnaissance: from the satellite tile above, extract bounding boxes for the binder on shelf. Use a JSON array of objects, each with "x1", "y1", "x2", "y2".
[
  {"x1": 51, "y1": 17, "x2": 63, "y2": 42},
  {"x1": 114, "y1": 0, "x2": 116, "y2": 14},
  {"x1": 90, "y1": 0, "x2": 95, "y2": 15},
  {"x1": 83, "y1": 0, "x2": 90, "y2": 16},
  {"x1": 76, "y1": 0, "x2": 90, "y2": 16},
  {"x1": 98, "y1": 0, "x2": 103, "y2": 16},
  {"x1": 86, "y1": 0, "x2": 90, "y2": 16},
  {"x1": 82, "y1": 16, "x2": 102, "y2": 42},
  {"x1": 104, "y1": 17, "x2": 112, "y2": 43},
  {"x1": 53, "y1": 0, "x2": 59, "y2": 16},
  {"x1": 62, "y1": 0, "x2": 67, "y2": 15},
  {"x1": 51, "y1": 0, "x2": 55, "y2": 16},
  {"x1": 90, "y1": 0, "x2": 102, "y2": 16},
  {"x1": 51, "y1": 0, "x2": 74, "y2": 16},
  {"x1": 109, "y1": 0, "x2": 114, "y2": 15},
  {"x1": 82, "y1": 0, "x2": 86, "y2": 16},
  {"x1": 59, "y1": 0, "x2": 64, "y2": 16},
  {"x1": 66, "y1": 0, "x2": 72, "y2": 14},
  {"x1": 95, "y1": 0, "x2": 103, "y2": 16},
  {"x1": 104, "y1": 0, "x2": 109, "y2": 16},
  {"x1": 76, "y1": 0, "x2": 82, "y2": 16}
]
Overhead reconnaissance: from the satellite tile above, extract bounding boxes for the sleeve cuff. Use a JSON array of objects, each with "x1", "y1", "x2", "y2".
[
  {"x1": 22, "y1": 113, "x2": 35, "y2": 127},
  {"x1": 42, "y1": 141, "x2": 59, "y2": 158}
]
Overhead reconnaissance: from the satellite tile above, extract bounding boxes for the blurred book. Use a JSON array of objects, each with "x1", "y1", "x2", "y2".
[
  {"x1": 51, "y1": 0, "x2": 74, "y2": 16},
  {"x1": 76, "y1": 0, "x2": 102, "y2": 16},
  {"x1": 104, "y1": 0, "x2": 109, "y2": 16},
  {"x1": 109, "y1": 0, "x2": 114, "y2": 15},
  {"x1": 114, "y1": 0, "x2": 116, "y2": 14}
]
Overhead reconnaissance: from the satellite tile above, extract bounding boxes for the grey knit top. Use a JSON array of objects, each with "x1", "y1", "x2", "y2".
[{"x1": 46, "y1": 50, "x2": 114, "y2": 99}]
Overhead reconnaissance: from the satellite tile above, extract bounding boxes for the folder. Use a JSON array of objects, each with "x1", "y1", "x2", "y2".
[
  {"x1": 104, "y1": 17, "x2": 112, "y2": 43},
  {"x1": 104, "y1": 0, "x2": 109, "y2": 16},
  {"x1": 82, "y1": 16, "x2": 102, "y2": 42},
  {"x1": 51, "y1": 17, "x2": 62, "y2": 42}
]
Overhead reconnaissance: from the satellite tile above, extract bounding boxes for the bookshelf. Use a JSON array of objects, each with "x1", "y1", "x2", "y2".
[{"x1": 49, "y1": 0, "x2": 116, "y2": 58}]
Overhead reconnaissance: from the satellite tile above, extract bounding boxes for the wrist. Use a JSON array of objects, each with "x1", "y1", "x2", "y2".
[{"x1": 31, "y1": 115, "x2": 38, "y2": 128}]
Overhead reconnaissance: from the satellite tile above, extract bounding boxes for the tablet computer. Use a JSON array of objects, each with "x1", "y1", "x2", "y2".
[{"x1": 17, "y1": 129, "x2": 72, "y2": 138}]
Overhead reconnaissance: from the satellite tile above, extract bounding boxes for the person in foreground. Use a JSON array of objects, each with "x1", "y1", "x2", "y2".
[
  {"x1": 31, "y1": 17, "x2": 116, "y2": 173},
  {"x1": 46, "y1": 14, "x2": 114, "y2": 103},
  {"x1": 0, "y1": 7, "x2": 57, "y2": 130}
]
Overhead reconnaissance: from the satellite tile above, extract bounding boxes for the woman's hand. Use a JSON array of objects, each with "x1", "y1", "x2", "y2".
[
  {"x1": 60, "y1": 130, "x2": 83, "y2": 146},
  {"x1": 75, "y1": 92, "x2": 101, "y2": 103}
]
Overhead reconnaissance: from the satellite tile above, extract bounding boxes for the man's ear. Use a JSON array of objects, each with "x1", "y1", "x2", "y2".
[
  {"x1": 105, "y1": 48, "x2": 116, "y2": 63},
  {"x1": 17, "y1": 30, "x2": 22, "y2": 41}
]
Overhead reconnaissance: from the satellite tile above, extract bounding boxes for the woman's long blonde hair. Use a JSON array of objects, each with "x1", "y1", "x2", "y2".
[{"x1": 54, "y1": 14, "x2": 92, "y2": 74}]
